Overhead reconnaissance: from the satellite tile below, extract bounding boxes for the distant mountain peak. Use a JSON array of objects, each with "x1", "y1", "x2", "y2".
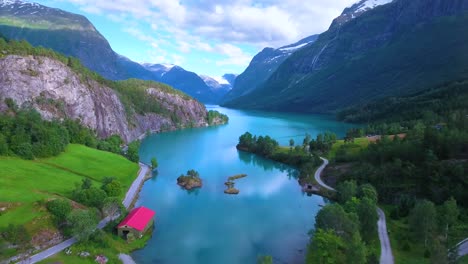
[
  {"x1": 212, "y1": 76, "x2": 230, "y2": 85},
  {"x1": 332, "y1": 0, "x2": 394, "y2": 28}
]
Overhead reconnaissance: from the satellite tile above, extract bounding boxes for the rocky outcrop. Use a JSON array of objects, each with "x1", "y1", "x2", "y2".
[
  {"x1": 177, "y1": 175, "x2": 202, "y2": 190},
  {"x1": 0, "y1": 55, "x2": 211, "y2": 142}
]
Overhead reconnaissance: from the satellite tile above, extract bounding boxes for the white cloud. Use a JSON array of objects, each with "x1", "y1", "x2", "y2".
[
  {"x1": 58, "y1": 0, "x2": 357, "y2": 47},
  {"x1": 51, "y1": 0, "x2": 359, "y2": 70},
  {"x1": 214, "y1": 43, "x2": 253, "y2": 66}
]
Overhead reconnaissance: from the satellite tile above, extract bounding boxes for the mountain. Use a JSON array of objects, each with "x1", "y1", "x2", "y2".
[
  {"x1": 0, "y1": 39, "x2": 223, "y2": 142},
  {"x1": 200, "y1": 74, "x2": 237, "y2": 102},
  {"x1": 223, "y1": 0, "x2": 468, "y2": 113},
  {"x1": 222, "y1": 34, "x2": 318, "y2": 104},
  {"x1": 0, "y1": 0, "x2": 227, "y2": 104},
  {"x1": 142, "y1": 63, "x2": 219, "y2": 103},
  {"x1": 330, "y1": 0, "x2": 394, "y2": 29},
  {"x1": 222, "y1": 74, "x2": 237, "y2": 86},
  {"x1": 0, "y1": 0, "x2": 154, "y2": 81}
]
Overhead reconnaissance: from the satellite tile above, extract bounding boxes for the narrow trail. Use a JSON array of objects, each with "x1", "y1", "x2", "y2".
[{"x1": 314, "y1": 157, "x2": 394, "y2": 264}]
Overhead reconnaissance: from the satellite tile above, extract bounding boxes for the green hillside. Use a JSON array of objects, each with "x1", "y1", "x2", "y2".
[
  {"x1": 0, "y1": 144, "x2": 138, "y2": 229},
  {"x1": 337, "y1": 79, "x2": 468, "y2": 123},
  {"x1": 224, "y1": 1, "x2": 468, "y2": 113}
]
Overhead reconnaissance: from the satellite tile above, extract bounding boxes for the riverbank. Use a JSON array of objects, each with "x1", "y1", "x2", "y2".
[{"x1": 123, "y1": 162, "x2": 152, "y2": 209}]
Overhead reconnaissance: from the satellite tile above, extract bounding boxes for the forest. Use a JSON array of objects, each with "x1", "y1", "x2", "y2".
[{"x1": 0, "y1": 99, "x2": 140, "y2": 161}]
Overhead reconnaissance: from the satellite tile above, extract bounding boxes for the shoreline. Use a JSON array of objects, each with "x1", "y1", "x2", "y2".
[
  {"x1": 123, "y1": 162, "x2": 152, "y2": 209},
  {"x1": 117, "y1": 162, "x2": 153, "y2": 264},
  {"x1": 237, "y1": 147, "x2": 335, "y2": 199}
]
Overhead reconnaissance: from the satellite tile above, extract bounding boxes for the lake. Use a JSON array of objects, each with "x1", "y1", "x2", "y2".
[{"x1": 133, "y1": 106, "x2": 355, "y2": 264}]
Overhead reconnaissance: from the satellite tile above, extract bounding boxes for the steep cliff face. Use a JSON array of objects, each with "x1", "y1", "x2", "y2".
[{"x1": 0, "y1": 55, "x2": 210, "y2": 142}]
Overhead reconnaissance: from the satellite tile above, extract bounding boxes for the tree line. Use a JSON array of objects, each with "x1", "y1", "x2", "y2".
[
  {"x1": 237, "y1": 132, "x2": 322, "y2": 182},
  {"x1": 0, "y1": 99, "x2": 140, "y2": 161}
]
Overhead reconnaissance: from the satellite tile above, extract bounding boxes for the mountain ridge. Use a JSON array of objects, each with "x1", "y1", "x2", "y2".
[
  {"x1": 223, "y1": 0, "x2": 468, "y2": 113},
  {"x1": 0, "y1": 0, "x2": 229, "y2": 104},
  {"x1": 222, "y1": 34, "x2": 318, "y2": 104}
]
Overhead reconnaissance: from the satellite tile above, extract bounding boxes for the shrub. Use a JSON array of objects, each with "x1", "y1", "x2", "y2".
[{"x1": 46, "y1": 199, "x2": 72, "y2": 224}]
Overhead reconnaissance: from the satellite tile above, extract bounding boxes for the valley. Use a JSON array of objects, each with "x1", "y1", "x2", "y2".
[{"x1": 0, "y1": 0, "x2": 467, "y2": 263}]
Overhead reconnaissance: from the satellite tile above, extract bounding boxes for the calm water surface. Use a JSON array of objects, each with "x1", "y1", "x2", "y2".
[{"x1": 132, "y1": 106, "x2": 355, "y2": 264}]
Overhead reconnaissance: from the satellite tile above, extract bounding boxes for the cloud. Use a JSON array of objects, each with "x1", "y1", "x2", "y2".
[
  {"x1": 50, "y1": 0, "x2": 358, "y2": 71},
  {"x1": 57, "y1": 0, "x2": 356, "y2": 47},
  {"x1": 214, "y1": 43, "x2": 253, "y2": 66}
]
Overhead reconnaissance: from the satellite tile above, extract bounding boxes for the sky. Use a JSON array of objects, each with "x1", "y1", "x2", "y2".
[{"x1": 34, "y1": 0, "x2": 358, "y2": 77}]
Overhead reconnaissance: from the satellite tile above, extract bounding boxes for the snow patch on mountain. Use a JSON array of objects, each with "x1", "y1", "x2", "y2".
[
  {"x1": 0, "y1": 0, "x2": 40, "y2": 8},
  {"x1": 279, "y1": 42, "x2": 309, "y2": 52},
  {"x1": 160, "y1": 63, "x2": 175, "y2": 70},
  {"x1": 211, "y1": 76, "x2": 230, "y2": 85},
  {"x1": 0, "y1": 0, "x2": 16, "y2": 6},
  {"x1": 201, "y1": 75, "x2": 234, "y2": 91},
  {"x1": 353, "y1": 0, "x2": 394, "y2": 13}
]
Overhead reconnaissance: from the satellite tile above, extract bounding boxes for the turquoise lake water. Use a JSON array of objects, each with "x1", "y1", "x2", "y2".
[{"x1": 133, "y1": 106, "x2": 355, "y2": 264}]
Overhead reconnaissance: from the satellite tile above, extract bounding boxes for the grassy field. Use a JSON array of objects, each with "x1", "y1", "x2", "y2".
[
  {"x1": 327, "y1": 137, "x2": 369, "y2": 160},
  {"x1": 37, "y1": 230, "x2": 152, "y2": 264},
  {"x1": 0, "y1": 144, "x2": 139, "y2": 229}
]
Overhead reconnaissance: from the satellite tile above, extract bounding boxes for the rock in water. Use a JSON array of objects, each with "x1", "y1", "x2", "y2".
[{"x1": 224, "y1": 187, "x2": 239, "y2": 195}]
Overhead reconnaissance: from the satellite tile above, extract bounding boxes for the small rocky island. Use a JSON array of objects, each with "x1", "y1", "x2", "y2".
[
  {"x1": 224, "y1": 174, "x2": 247, "y2": 195},
  {"x1": 177, "y1": 169, "x2": 202, "y2": 190}
]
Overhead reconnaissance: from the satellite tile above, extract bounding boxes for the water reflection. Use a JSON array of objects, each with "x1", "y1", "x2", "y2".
[
  {"x1": 133, "y1": 106, "x2": 351, "y2": 264},
  {"x1": 237, "y1": 150, "x2": 279, "y2": 171}
]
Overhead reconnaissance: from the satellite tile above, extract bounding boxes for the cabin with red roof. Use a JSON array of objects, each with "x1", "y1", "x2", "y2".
[{"x1": 117, "y1": 206, "x2": 155, "y2": 239}]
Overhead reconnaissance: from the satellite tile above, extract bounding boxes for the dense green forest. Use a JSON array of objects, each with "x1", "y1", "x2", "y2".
[
  {"x1": 207, "y1": 110, "x2": 229, "y2": 125},
  {"x1": 0, "y1": 100, "x2": 139, "y2": 161},
  {"x1": 337, "y1": 80, "x2": 468, "y2": 124},
  {"x1": 306, "y1": 182, "x2": 380, "y2": 264},
  {"x1": 314, "y1": 80, "x2": 468, "y2": 263},
  {"x1": 332, "y1": 81, "x2": 468, "y2": 207}
]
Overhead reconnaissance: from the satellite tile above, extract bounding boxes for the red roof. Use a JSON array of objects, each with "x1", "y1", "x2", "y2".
[{"x1": 117, "y1": 206, "x2": 155, "y2": 231}]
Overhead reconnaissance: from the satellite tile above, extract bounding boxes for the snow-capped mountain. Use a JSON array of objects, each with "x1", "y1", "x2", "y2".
[
  {"x1": 143, "y1": 63, "x2": 222, "y2": 103},
  {"x1": 331, "y1": 0, "x2": 394, "y2": 28},
  {"x1": 223, "y1": 0, "x2": 468, "y2": 113},
  {"x1": 142, "y1": 63, "x2": 176, "y2": 78},
  {"x1": 201, "y1": 74, "x2": 235, "y2": 91},
  {"x1": 201, "y1": 74, "x2": 236, "y2": 102},
  {"x1": 354, "y1": 0, "x2": 394, "y2": 12},
  {"x1": 222, "y1": 34, "x2": 318, "y2": 103}
]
